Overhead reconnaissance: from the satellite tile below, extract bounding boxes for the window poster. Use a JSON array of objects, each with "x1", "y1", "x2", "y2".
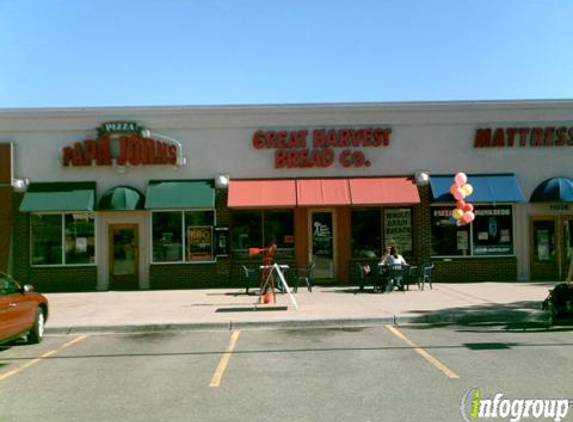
[
  {"x1": 384, "y1": 208, "x2": 412, "y2": 253},
  {"x1": 187, "y1": 226, "x2": 213, "y2": 260}
]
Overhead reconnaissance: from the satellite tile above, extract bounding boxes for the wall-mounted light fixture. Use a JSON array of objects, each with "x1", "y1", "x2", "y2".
[
  {"x1": 415, "y1": 170, "x2": 430, "y2": 186},
  {"x1": 215, "y1": 174, "x2": 230, "y2": 189},
  {"x1": 13, "y1": 178, "x2": 30, "y2": 193}
]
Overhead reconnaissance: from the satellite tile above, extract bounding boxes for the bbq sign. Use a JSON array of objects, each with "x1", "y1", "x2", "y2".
[
  {"x1": 61, "y1": 122, "x2": 185, "y2": 167},
  {"x1": 252, "y1": 127, "x2": 392, "y2": 168}
]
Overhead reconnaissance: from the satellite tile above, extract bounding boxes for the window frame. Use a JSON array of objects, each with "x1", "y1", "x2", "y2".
[
  {"x1": 230, "y1": 209, "x2": 295, "y2": 260},
  {"x1": 150, "y1": 208, "x2": 217, "y2": 264},
  {"x1": 430, "y1": 204, "x2": 516, "y2": 258},
  {"x1": 351, "y1": 206, "x2": 414, "y2": 260},
  {"x1": 30, "y1": 212, "x2": 97, "y2": 267}
]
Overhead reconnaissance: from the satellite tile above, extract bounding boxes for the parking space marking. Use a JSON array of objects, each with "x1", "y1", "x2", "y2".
[
  {"x1": 0, "y1": 334, "x2": 89, "y2": 381},
  {"x1": 209, "y1": 330, "x2": 241, "y2": 388},
  {"x1": 385, "y1": 325, "x2": 460, "y2": 379}
]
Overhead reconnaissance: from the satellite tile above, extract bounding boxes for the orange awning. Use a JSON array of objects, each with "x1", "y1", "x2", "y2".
[
  {"x1": 296, "y1": 179, "x2": 351, "y2": 206},
  {"x1": 349, "y1": 177, "x2": 420, "y2": 205},
  {"x1": 227, "y1": 179, "x2": 297, "y2": 208}
]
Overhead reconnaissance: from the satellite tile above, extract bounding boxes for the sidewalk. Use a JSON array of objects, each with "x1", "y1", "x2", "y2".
[{"x1": 44, "y1": 281, "x2": 555, "y2": 334}]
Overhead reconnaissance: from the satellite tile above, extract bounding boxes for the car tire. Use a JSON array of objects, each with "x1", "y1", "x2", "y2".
[{"x1": 27, "y1": 308, "x2": 45, "y2": 344}]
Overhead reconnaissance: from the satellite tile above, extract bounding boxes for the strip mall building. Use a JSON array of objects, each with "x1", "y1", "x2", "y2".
[{"x1": 1, "y1": 100, "x2": 572, "y2": 292}]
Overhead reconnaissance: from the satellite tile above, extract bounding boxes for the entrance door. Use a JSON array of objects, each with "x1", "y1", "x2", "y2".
[
  {"x1": 530, "y1": 216, "x2": 573, "y2": 280},
  {"x1": 109, "y1": 224, "x2": 139, "y2": 290},
  {"x1": 310, "y1": 211, "x2": 335, "y2": 279}
]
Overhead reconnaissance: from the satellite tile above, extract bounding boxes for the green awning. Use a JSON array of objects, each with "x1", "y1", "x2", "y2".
[
  {"x1": 99, "y1": 186, "x2": 145, "y2": 210},
  {"x1": 20, "y1": 182, "x2": 96, "y2": 212},
  {"x1": 145, "y1": 180, "x2": 215, "y2": 209}
]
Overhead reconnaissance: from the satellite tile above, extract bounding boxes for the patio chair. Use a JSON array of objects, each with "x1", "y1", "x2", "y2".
[
  {"x1": 355, "y1": 262, "x2": 374, "y2": 292},
  {"x1": 387, "y1": 264, "x2": 406, "y2": 292},
  {"x1": 294, "y1": 262, "x2": 315, "y2": 293},
  {"x1": 418, "y1": 260, "x2": 434, "y2": 291},
  {"x1": 241, "y1": 265, "x2": 258, "y2": 295},
  {"x1": 404, "y1": 265, "x2": 418, "y2": 291}
]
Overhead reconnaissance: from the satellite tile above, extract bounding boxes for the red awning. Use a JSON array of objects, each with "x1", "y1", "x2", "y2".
[
  {"x1": 349, "y1": 177, "x2": 420, "y2": 205},
  {"x1": 227, "y1": 179, "x2": 297, "y2": 207},
  {"x1": 296, "y1": 179, "x2": 351, "y2": 206}
]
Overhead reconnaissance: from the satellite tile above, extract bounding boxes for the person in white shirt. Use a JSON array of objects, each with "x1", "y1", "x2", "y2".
[
  {"x1": 381, "y1": 246, "x2": 408, "y2": 291},
  {"x1": 382, "y1": 246, "x2": 407, "y2": 266}
]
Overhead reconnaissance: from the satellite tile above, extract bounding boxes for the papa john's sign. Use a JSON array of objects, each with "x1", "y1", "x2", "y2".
[
  {"x1": 60, "y1": 122, "x2": 186, "y2": 167},
  {"x1": 252, "y1": 127, "x2": 392, "y2": 168}
]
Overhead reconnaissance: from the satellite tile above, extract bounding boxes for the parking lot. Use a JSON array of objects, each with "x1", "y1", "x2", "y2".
[{"x1": 1, "y1": 324, "x2": 572, "y2": 422}]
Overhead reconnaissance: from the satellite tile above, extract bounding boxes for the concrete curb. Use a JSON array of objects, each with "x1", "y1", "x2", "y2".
[{"x1": 45, "y1": 309, "x2": 551, "y2": 335}]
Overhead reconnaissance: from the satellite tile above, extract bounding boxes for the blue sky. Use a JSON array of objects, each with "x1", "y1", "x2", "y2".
[{"x1": 1, "y1": 0, "x2": 572, "y2": 108}]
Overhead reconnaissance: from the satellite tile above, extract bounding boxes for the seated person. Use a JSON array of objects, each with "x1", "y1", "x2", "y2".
[{"x1": 380, "y1": 246, "x2": 408, "y2": 290}]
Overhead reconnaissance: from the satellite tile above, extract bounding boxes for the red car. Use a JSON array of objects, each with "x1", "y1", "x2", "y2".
[{"x1": 0, "y1": 272, "x2": 49, "y2": 345}]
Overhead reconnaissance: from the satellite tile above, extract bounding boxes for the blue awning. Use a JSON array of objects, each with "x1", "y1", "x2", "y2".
[
  {"x1": 530, "y1": 177, "x2": 573, "y2": 202},
  {"x1": 430, "y1": 174, "x2": 524, "y2": 203}
]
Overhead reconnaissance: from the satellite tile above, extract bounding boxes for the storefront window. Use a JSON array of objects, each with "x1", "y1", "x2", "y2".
[
  {"x1": 351, "y1": 207, "x2": 413, "y2": 259},
  {"x1": 431, "y1": 205, "x2": 514, "y2": 257},
  {"x1": 152, "y1": 212, "x2": 183, "y2": 262},
  {"x1": 31, "y1": 213, "x2": 95, "y2": 266},
  {"x1": 31, "y1": 214, "x2": 62, "y2": 265},
  {"x1": 152, "y1": 210, "x2": 215, "y2": 263},
  {"x1": 231, "y1": 210, "x2": 294, "y2": 259},
  {"x1": 65, "y1": 214, "x2": 95, "y2": 264},
  {"x1": 472, "y1": 206, "x2": 513, "y2": 255},
  {"x1": 351, "y1": 209, "x2": 381, "y2": 259}
]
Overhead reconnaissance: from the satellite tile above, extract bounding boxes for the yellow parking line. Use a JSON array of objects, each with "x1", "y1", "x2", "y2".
[
  {"x1": 385, "y1": 325, "x2": 460, "y2": 379},
  {"x1": 210, "y1": 330, "x2": 241, "y2": 388},
  {"x1": 0, "y1": 335, "x2": 88, "y2": 381}
]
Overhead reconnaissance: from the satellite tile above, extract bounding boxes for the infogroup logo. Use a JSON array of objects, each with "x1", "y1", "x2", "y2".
[{"x1": 460, "y1": 388, "x2": 571, "y2": 422}]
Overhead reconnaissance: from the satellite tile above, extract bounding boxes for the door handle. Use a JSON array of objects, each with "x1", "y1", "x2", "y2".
[{"x1": 9, "y1": 303, "x2": 17, "y2": 307}]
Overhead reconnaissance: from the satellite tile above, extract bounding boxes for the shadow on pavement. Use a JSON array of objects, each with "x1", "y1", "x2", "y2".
[{"x1": 402, "y1": 299, "x2": 573, "y2": 332}]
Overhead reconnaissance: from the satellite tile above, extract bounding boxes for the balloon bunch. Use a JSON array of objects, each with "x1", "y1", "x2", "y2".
[{"x1": 450, "y1": 172, "x2": 475, "y2": 226}]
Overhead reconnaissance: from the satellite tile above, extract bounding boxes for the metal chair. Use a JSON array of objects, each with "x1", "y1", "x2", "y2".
[
  {"x1": 387, "y1": 264, "x2": 406, "y2": 292},
  {"x1": 294, "y1": 263, "x2": 314, "y2": 293},
  {"x1": 403, "y1": 265, "x2": 418, "y2": 291},
  {"x1": 418, "y1": 261, "x2": 434, "y2": 291},
  {"x1": 356, "y1": 262, "x2": 373, "y2": 292},
  {"x1": 241, "y1": 265, "x2": 258, "y2": 294}
]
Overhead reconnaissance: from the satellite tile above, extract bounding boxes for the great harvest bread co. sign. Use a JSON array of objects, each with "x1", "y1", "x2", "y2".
[
  {"x1": 252, "y1": 127, "x2": 392, "y2": 168},
  {"x1": 60, "y1": 122, "x2": 186, "y2": 167}
]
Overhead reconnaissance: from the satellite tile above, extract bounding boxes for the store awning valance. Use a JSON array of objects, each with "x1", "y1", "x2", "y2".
[
  {"x1": 145, "y1": 180, "x2": 215, "y2": 209},
  {"x1": 430, "y1": 174, "x2": 524, "y2": 203},
  {"x1": 20, "y1": 182, "x2": 96, "y2": 212},
  {"x1": 228, "y1": 179, "x2": 297, "y2": 208},
  {"x1": 297, "y1": 179, "x2": 351, "y2": 206},
  {"x1": 98, "y1": 186, "x2": 145, "y2": 210},
  {"x1": 349, "y1": 177, "x2": 420, "y2": 205},
  {"x1": 530, "y1": 177, "x2": 573, "y2": 202}
]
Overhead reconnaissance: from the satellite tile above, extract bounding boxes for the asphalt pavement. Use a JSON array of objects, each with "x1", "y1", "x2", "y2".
[{"x1": 43, "y1": 281, "x2": 557, "y2": 334}]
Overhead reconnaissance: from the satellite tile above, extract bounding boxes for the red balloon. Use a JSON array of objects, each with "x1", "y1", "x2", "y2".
[
  {"x1": 456, "y1": 200, "x2": 466, "y2": 209},
  {"x1": 463, "y1": 203, "x2": 474, "y2": 212}
]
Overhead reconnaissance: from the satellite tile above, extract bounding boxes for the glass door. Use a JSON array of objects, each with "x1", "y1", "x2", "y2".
[
  {"x1": 530, "y1": 218, "x2": 557, "y2": 280},
  {"x1": 109, "y1": 224, "x2": 139, "y2": 290},
  {"x1": 310, "y1": 211, "x2": 335, "y2": 279},
  {"x1": 530, "y1": 216, "x2": 573, "y2": 281},
  {"x1": 561, "y1": 218, "x2": 573, "y2": 280}
]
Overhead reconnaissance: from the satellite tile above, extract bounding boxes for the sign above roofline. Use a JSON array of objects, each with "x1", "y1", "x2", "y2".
[
  {"x1": 474, "y1": 126, "x2": 573, "y2": 148},
  {"x1": 60, "y1": 121, "x2": 187, "y2": 168}
]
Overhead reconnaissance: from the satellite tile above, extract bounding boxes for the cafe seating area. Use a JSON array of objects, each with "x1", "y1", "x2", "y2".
[{"x1": 354, "y1": 260, "x2": 434, "y2": 293}]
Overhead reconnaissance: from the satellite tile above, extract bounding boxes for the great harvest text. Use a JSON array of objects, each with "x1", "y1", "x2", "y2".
[{"x1": 252, "y1": 128, "x2": 392, "y2": 168}]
